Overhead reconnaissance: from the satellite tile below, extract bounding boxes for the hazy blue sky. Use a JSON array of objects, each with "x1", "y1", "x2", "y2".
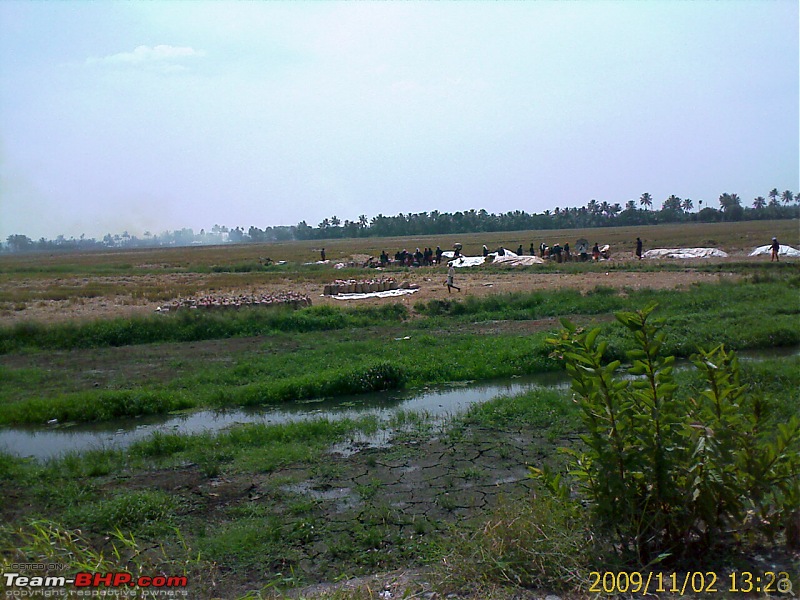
[{"x1": 1, "y1": 1, "x2": 797, "y2": 240}]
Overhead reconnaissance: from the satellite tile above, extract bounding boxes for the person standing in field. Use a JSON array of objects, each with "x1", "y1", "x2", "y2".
[
  {"x1": 446, "y1": 262, "x2": 460, "y2": 293},
  {"x1": 636, "y1": 237, "x2": 643, "y2": 260},
  {"x1": 771, "y1": 237, "x2": 780, "y2": 262},
  {"x1": 320, "y1": 248, "x2": 326, "y2": 261}
]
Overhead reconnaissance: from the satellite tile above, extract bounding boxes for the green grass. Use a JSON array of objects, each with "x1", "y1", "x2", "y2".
[
  {"x1": 63, "y1": 490, "x2": 179, "y2": 536},
  {"x1": 1, "y1": 351, "x2": 796, "y2": 598},
  {"x1": 0, "y1": 303, "x2": 410, "y2": 354},
  {"x1": 0, "y1": 389, "x2": 195, "y2": 425},
  {"x1": 460, "y1": 388, "x2": 581, "y2": 434},
  {"x1": 2, "y1": 278, "x2": 798, "y2": 425}
]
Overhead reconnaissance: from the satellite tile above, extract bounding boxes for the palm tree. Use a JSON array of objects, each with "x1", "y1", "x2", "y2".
[
  {"x1": 782, "y1": 190, "x2": 794, "y2": 205},
  {"x1": 681, "y1": 198, "x2": 693, "y2": 212},
  {"x1": 663, "y1": 195, "x2": 682, "y2": 211},
  {"x1": 769, "y1": 188, "x2": 779, "y2": 205},
  {"x1": 625, "y1": 200, "x2": 636, "y2": 211},
  {"x1": 639, "y1": 193, "x2": 653, "y2": 210},
  {"x1": 752, "y1": 196, "x2": 766, "y2": 210},
  {"x1": 718, "y1": 193, "x2": 741, "y2": 213}
]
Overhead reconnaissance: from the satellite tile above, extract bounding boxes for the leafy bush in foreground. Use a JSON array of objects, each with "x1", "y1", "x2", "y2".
[{"x1": 541, "y1": 304, "x2": 800, "y2": 563}]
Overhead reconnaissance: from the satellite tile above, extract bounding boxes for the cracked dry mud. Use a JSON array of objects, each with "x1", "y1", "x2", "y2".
[
  {"x1": 108, "y1": 421, "x2": 565, "y2": 598},
  {"x1": 270, "y1": 425, "x2": 547, "y2": 581}
]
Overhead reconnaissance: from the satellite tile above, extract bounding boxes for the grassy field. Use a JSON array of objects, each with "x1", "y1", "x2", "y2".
[{"x1": 1, "y1": 220, "x2": 799, "y2": 599}]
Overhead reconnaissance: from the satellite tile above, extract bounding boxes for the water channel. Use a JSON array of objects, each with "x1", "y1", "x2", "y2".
[
  {"x1": 2, "y1": 346, "x2": 795, "y2": 460},
  {"x1": 0, "y1": 372, "x2": 571, "y2": 460}
]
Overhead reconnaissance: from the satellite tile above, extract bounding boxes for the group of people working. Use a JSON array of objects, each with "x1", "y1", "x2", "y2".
[{"x1": 380, "y1": 247, "x2": 444, "y2": 267}]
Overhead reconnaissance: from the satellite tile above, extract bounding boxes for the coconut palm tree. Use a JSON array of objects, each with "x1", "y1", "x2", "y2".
[
  {"x1": 681, "y1": 198, "x2": 694, "y2": 212},
  {"x1": 769, "y1": 188, "x2": 779, "y2": 205},
  {"x1": 782, "y1": 190, "x2": 794, "y2": 205},
  {"x1": 625, "y1": 200, "x2": 637, "y2": 211},
  {"x1": 752, "y1": 196, "x2": 767, "y2": 209},
  {"x1": 718, "y1": 193, "x2": 742, "y2": 214},
  {"x1": 639, "y1": 192, "x2": 653, "y2": 210},
  {"x1": 663, "y1": 195, "x2": 682, "y2": 211}
]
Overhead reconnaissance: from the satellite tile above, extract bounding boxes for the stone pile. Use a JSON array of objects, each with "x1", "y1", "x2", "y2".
[{"x1": 156, "y1": 291, "x2": 311, "y2": 312}]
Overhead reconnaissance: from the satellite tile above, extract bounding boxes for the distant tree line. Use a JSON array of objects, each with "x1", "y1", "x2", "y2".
[{"x1": 3, "y1": 189, "x2": 798, "y2": 253}]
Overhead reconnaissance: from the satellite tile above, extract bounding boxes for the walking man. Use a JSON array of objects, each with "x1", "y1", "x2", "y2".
[{"x1": 446, "y1": 262, "x2": 461, "y2": 293}]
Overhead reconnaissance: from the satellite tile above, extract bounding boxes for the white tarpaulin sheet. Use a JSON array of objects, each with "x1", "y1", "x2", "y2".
[
  {"x1": 643, "y1": 248, "x2": 729, "y2": 259},
  {"x1": 443, "y1": 249, "x2": 527, "y2": 268},
  {"x1": 328, "y1": 288, "x2": 419, "y2": 300},
  {"x1": 448, "y1": 255, "x2": 488, "y2": 267},
  {"x1": 749, "y1": 244, "x2": 800, "y2": 258},
  {"x1": 490, "y1": 254, "x2": 545, "y2": 266}
]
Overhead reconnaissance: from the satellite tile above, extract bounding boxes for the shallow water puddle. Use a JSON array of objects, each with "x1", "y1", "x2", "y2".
[{"x1": 0, "y1": 373, "x2": 570, "y2": 459}]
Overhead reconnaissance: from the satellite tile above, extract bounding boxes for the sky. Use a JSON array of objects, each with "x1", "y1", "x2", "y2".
[{"x1": 1, "y1": 1, "x2": 798, "y2": 241}]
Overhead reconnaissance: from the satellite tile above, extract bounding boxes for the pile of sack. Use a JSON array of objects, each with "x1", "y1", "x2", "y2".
[
  {"x1": 156, "y1": 291, "x2": 311, "y2": 312},
  {"x1": 324, "y1": 277, "x2": 414, "y2": 295}
]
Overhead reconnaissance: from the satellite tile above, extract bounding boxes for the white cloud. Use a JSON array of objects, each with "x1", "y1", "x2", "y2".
[{"x1": 87, "y1": 45, "x2": 205, "y2": 67}]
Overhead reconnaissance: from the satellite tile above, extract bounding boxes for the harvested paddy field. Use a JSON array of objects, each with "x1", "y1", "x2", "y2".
[
  {"x1": 3, "y1": 219, "x2": 798, "y2": 325},
  {"x1": 0, "y1": 268, "x2": 742, "y2": 324}
]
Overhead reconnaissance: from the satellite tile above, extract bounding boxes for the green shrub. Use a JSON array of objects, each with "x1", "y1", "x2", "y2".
[{"x1": 542, "y1": 304, "x2": 800, "y2": 563}]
